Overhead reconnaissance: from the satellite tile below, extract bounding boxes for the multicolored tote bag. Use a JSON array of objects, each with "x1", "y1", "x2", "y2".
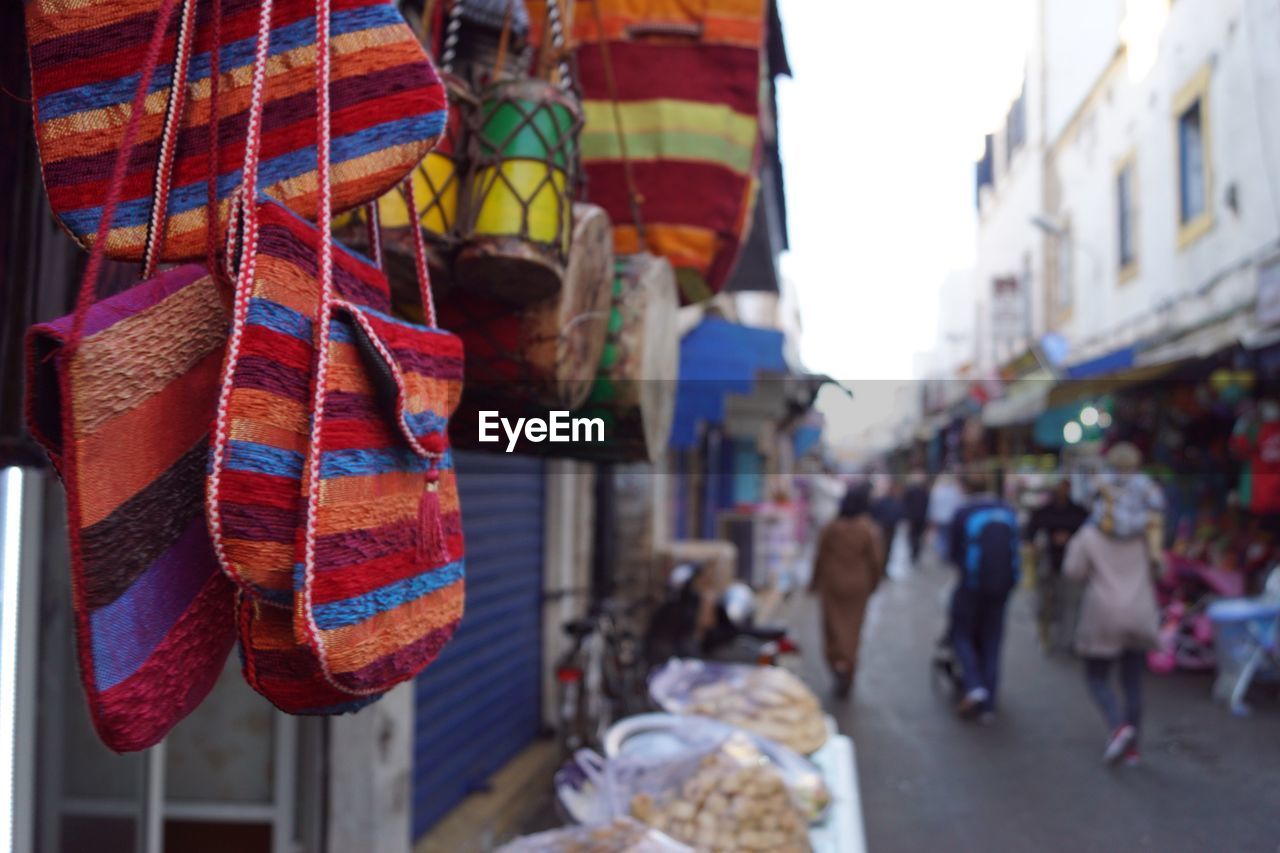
[
  {"x1": 208, "y1": 0, "x2": 465, "y2": 710},
  {"x1": 23, "y1": 0, "x2": 237, "y2": 752},
  {"x1": 26, "y1": 266, "x2": 238, "y2": 752},
  {"x1": 25, "y1": 0, "x2": 448, "y2": 265}
]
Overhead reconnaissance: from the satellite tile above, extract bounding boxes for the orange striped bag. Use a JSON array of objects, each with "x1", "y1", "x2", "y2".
[
  {"x1": 208, "y1": 0, "x2": 465, "y2": 710},
  {"x1": 25, "y1": 0, "x2": 446, "y2": 267}
]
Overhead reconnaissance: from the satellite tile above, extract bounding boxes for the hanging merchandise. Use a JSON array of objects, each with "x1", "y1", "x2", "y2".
[
  {"x1": 26, "y1": 269, "x2": 237, "y2": 752},
  {"x1": 538, "y1": 0, "x2": 768, "y2": 304},
  {"x1": 440, "y1": 202, "x2": 614, "y2": 413},
  {"x1": 455, "y1": 74, "x2": 583, "y2": 303},
  {"x1": 574, "y1": 253, "x2": 678, "y2": 462},
  {"x1": 207, "y1": 0, "x2": 465, "y2": 708},
  {"x1": 333, "y1": 1, "x2": 481, "y2": 293},
  {"x1": 25, "y1": 0, "x2": 447, "y2": 264},
  {"x1": 442, "y1": 0, "x2": 534, "y2": 86},
  {"x1": 23, "y1": 1, "x2": 236, "y2": 753},
  {"x1": 1230, "y1": 399, "x2": 1280, "y2": 516}
]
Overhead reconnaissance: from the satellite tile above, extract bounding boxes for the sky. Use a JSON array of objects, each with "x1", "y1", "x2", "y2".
[{"x1": 776, "y1": 0, "x2": 1034, "y2": 383}]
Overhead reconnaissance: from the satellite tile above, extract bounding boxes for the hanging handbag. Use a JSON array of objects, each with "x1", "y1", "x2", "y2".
[
  {"x1": 208, "y1": 0, "x2": 465, "y2": 709},
  {"x1": 24, "y1": 0, "x2": 236, "y2": 752},
  {"x1": 25, "y1": 0, "x2": 447, "y2": 265}
]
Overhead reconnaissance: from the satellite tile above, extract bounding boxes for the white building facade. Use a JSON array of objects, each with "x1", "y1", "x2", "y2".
[{"x1": 960, "y1": 0, "x2": 1280, "y2": 379}]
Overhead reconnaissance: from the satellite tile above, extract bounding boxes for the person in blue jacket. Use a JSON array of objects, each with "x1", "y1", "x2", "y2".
[{"x1": 948, "y1": 470, "x2": 1021, "y2": 721}]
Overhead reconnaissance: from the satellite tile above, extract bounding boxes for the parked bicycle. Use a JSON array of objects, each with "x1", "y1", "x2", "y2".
[{"x1": 554, "y1": 598, "x2": 649, "y2": 757}]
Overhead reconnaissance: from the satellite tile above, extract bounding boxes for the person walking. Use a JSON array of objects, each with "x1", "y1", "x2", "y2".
[
  {"x1": 903, "y1": 471, "x2": 930, "y2": 565},
  {"x1": 810, "y1": 485, "x2": 885, "y2": 699},
  {"x1": 1026, "y1": 479, "x2": 1089, "y2": 651},
  {"x1": 948, "y1": 470, "x2": 1020, "y2": 721},
  {"x1": 871, "y1": 479, "x2": 905, "y2": 572},
  {"x1": 1063, "y1": 442, "x2": 1163, "y2": 766},
  {"x1": 929, "y1": 471, "x2": 964, "y2": 566}
]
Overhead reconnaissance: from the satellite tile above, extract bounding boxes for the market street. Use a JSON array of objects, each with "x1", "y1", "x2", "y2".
[{"x1": 786, "y1": 553, "x2": 1280, "y2": 853}]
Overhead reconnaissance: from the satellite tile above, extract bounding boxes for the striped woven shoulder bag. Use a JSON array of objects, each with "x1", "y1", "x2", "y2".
[
  {"x1": 24, "y1": 0, "x2": 236, "y2": 752},
  {"x1": 208, "y1": 0, "x2": 465, "y2": 712},
  {"x1": 25, "y1": 0, "x2": 447, "y2": 268}
]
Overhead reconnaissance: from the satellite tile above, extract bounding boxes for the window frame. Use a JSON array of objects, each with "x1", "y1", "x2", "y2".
[
  {"x1": 1173, "y1": 64, "x2": 1213, "y2": 249},
  {"x1": 1115, "y1": 152, "x2": 1139, "y2": 284}
]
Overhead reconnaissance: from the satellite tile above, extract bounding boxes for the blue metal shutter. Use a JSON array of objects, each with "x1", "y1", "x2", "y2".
[{"x1": 412, "y1": 451, "x2": 546, "y2": 839}]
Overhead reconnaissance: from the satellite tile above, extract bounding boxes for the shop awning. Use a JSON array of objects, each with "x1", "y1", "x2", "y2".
[
  {"x1": 1136, "y1": 312, "x2": 1249, "y2": 367},
  {"x1": 670, "y1": 318, "x2": 789, "y2": 450},
  {"x1": 1046, "y1": 360, "x2": 1184, "y2": 409},
  {"x1": 1063, "y1": 345, "x2": 1137, "y2": 379},
  {"x1": 983, "y1": 375, "x2": 1054, "y2": 428}
]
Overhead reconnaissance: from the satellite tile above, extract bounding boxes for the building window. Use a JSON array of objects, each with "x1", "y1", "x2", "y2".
[
  {"x1": 1117, "y1": 160, "x2": 1138, "y2": 278},
  {"x1": 1173, "y1": 65, "x2": 1213, "y2": 247},
  {"x1": 1178, "y1": 102, "x2": 1205, "y2": 222},
  {"x1": 1005, "y1": 82, "x2": 1026, "y2": 167},
  {"x1": 975, "y1": 134, "x2": 995, "y2": 208}
]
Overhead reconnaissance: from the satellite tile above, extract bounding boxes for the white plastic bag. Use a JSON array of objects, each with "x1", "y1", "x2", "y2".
[
  {"x1": 561, "y1": 734, "x2": 812, "y2": 853},
  {"x1": 649, "y1": 660, "x2": 828, "y2": 754}
]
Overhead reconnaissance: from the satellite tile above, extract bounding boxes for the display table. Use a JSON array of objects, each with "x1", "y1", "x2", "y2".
[{"x1": 808, "y1": 729, "x2": 866, "y2": 853}]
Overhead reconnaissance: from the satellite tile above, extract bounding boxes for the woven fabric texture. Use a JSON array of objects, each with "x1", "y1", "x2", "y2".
[
  {"x1": 528, "y1": 0, "x2": 766, "y2": 304},
  {"x1": 26, "y1": 265, "x2": 237, "y2": 752},
  {"x1": 297, "y1": 303, "x2": 464, "y2": 694},
  {"x1": 211, "y1": 201, "x2": 394, "y2": 603},
  {"x1": 26, "y1": 0, "x2": 447, "y2": 262},
  {"x1": 210, "y1": 200, "x2": 466, "y2": 708}
]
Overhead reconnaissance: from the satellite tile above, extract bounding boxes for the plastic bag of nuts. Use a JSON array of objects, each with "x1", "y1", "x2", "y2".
[
  {"x1": 649, "y1": 660, "x2": 828, "y2": 755},
  {"x1": 606, "y1": 733, "x2": 812, "y2": 853},
  {"x1": 495, "y1": 817, "x2": 692, "y2": 853}
]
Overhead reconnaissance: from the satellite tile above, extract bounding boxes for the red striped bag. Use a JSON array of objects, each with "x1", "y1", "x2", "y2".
[
  {"x1": 23, "y1": 1, "x2": 236, "y2": 751},
  {"x1": 25, "y1": 0, "x2": 447, "y2": 266},
  {"x1": 208, "y1": 0, "x2": 465, "y2": 709}
]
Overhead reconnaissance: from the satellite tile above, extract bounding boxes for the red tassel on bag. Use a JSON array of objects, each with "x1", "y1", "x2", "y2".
[{"x1": 418, "y1": 465, "x2": 449, "y2": 567}]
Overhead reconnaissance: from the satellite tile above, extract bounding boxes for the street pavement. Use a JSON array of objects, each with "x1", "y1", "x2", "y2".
[{"x1": 787, "y1": 549, "x2": 1280, "y2": 853}]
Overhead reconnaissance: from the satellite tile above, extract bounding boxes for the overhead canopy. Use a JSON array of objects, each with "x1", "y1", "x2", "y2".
[
  {"x1": 1137, "y1": 312, "x2": 1249, "y2": 367},
  {"x1": 983, "y1": 375, "x2": 1054, "y2": 428},
  {"x1": 670, "y1": 318, "x2": 789, "y2": 450},
  {"x1": 1046, "y1": 361, "x2": 1186, "y2": 409},
  {"x1": 1063, "y1": 345, "x2": 1137, "y2": 379}
]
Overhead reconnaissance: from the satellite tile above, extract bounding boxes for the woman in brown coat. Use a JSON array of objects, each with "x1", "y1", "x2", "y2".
[{"x1": 810, "y1": 485, "x2": 885, "y2": 698}]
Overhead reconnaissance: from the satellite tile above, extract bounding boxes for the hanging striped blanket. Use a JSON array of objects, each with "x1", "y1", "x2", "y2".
[{"x1": 530, "y1": 0, "x2": 766, "y2": 304}]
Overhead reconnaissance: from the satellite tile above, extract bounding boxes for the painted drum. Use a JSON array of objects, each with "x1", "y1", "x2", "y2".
[
  {"x1": 576, "y1": 253, "x2": 679, "y2": 462},
  {"x1": 332, "y1": 74, "x2": 478, "y2": 293},
  {"x1": 455, "y1": 77, "x2": 582, "y2": 304},
  {"x1": 437, "y1": 204, "x2": 614, "y2": 411}
]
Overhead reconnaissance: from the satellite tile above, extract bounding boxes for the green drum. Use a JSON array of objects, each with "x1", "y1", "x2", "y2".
[{"x1": 457, "y1": 78, "x2": 583, "y2": 304}]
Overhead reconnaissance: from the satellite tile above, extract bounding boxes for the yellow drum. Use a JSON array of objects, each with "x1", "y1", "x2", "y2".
[
  {"x1": 331, "y1": 74, "x2": 476, "y2": 293},
  {"x1": 456, "y1": 77, "x2": 582, "y2": 304}
]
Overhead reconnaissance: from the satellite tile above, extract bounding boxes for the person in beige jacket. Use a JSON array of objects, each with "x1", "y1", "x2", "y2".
[
  {"x1": 810, "y1": 484, "x2": 885, "y2": 698},
  {"x1": 1063, "y1": 443, "x2": 1163, "y2": 767}
]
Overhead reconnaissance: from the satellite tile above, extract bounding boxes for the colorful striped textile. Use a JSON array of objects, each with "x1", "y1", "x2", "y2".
[
  {"x1": 209, "y1": 200, "x2": 466, "y2": 707},
  {"x1": 211, "y1": 201, "x2": 394, "y2": 604},
  {"x1": 296, "y1": 304, "x2": 464, "y2": 695},
  {"x1": 529, "y1": 0, "x2": 766, "y2": 303},
  {"x1": 26, "y1": 265, "x2": 237, "y2": 752},
  {"x1": 238, "y1": 592, "x2": 379, "y2": 714},
  {"x1": 25, "y1": 0, "x2": 447, "y2": 263}
]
